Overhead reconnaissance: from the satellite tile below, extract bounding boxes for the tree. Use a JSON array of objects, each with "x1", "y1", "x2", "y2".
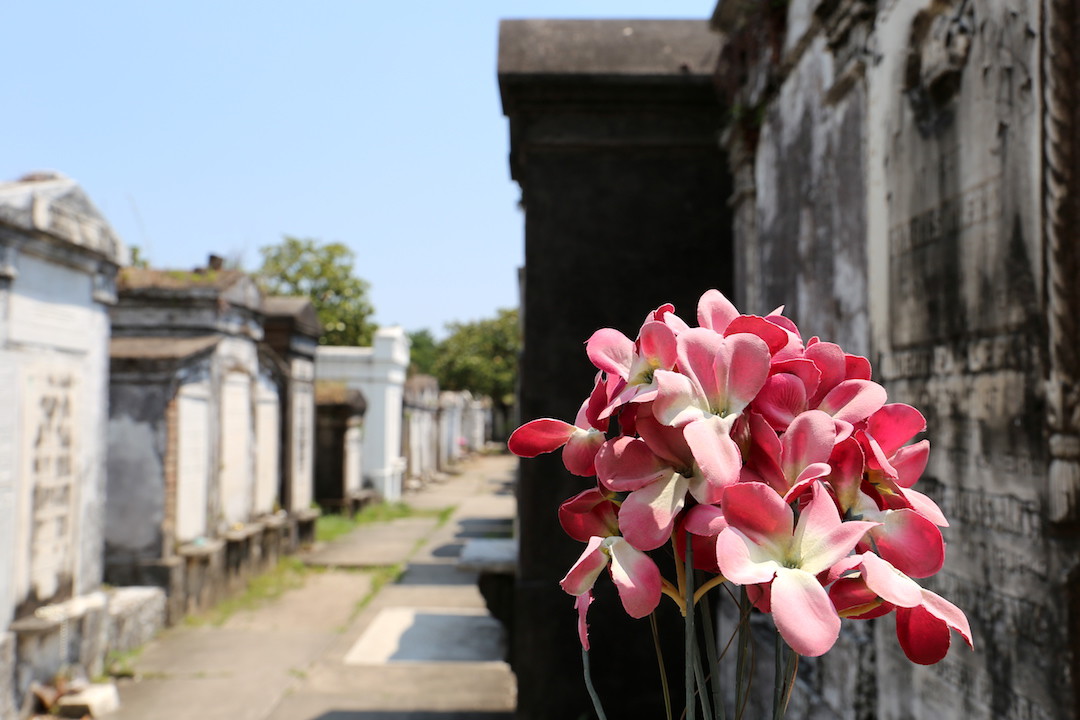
[
  {"x1": 256, "y1": 236, "x2": 377, "y2": 346},
  {"x1": 407, "y1": 329, "x2": 440, "y2": 377},
  {"x1": 433, "y1": 308, "x2": 520, "y2": 414}
]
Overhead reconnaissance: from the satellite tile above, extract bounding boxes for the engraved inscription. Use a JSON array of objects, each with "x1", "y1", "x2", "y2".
[
  {"x1": 922, "y1": 482, "x2": 1041, "y2": 539},
  {"x1": 887, "y1": 176, "x2": 1038, "y2": 346},
  {"x1": 27, "y1": 370, "x2": 79, "y2": 603},
  {"x1": 881, "y1": 333, "x2": 1035, "y2": 380}
]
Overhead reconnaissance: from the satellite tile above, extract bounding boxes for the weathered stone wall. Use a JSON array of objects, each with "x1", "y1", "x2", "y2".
[{"x1": 716, "y1": 0, "x2": 1077, "y2": 717}]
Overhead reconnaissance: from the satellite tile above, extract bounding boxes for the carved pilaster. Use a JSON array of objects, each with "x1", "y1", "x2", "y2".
[{"x1": 1043, "y1": 0, "x2": 1080, "y2": 523}]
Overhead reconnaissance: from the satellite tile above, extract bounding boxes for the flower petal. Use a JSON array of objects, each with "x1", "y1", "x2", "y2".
[
  {"x1": 805, "y1": 340, "x2": 846, "y2": 406},
  {"x1": 869, "y1": 509, "x2": 945, "y2": 578},
  {"x1": 560, "y1": 536, "x2": 608, "y2": 596},
  {"x1": 899, "y1": 486, "x2": 949, "y2": 527},
  {"x1": 781, "y1": 410, "x2": 837, "y2": 483},
  {"x1": 652, "y1": 369, "x2": 710, "y2": 427},
  {"x1": 818, "y1": 380, "x2": 888, "y2": 425},
  {"x1": 724, "y1": 315, "x2": 790, "y2": 355},
  {"x1": 559, "y1": 488, "x2": 619, "y2": 542},
  {"x1": 697, "y1": 289, "x2": 739, "y2": 333},
  {"x1": 575, "y1": 592, "x2": 594, "y2": 650},
  {"x1": 771, "y1": 567, "x2": 841, "y2": 657},
  {"x1": 595, "y1": 436, "x2": 670, "y2": 492},
  {"x1": 715, "y1": 333, "x2": 772, "y2": 414},
  {"x1": 920, "y1": 589, "x2": 973, "y2": 649},
  {"x1": 795, "y1": 484, "x2": 879, "y2": 576},
  {"x1": 618, "y1": 474, "x2": 689, "y2": 551},
  {"x1": 508, "y1": 418, "x2": 575, "y2": 457},
  {"x1": 896, "y1": 604, "x2": 951, "y2": 665},
  {"x1": 637, "y1": 321, "x2": 678, "y2": 370},
  {"x1": 684, "y1": 503, "x2": 727, "y2": 536},
  {"x1": 825, "y1": 437, "x2": 865, "y2": 513},
  {"x1": 562, "y1": 429, "x2": 606, "y2": 476},
  {"x1": 677, "y1": 328, "x2": 726, "y2": 403},
  {"x1": 636, "y1": 413, "x2": 693, "y2": 470},
  {"x1": 753, "y1": 372, "x2": 808, "y2": 432},
  {"x1": 683, "y1": 416, "x2": 742, "y2": 500},
  {"x1": 893, "y1": 440, "x2": 930, "y2": 488},
  {"x1": 857, "y1": 552, "x2": 923, "y2": 607},
  {"x1": 715, "y1": 527, "x2": 781, "y2": 584},
  {"x1": 606, "y1": 537, "x2": 662, "y2": 618},
  {"x1": 720, "y1": 482, "x2": 794, "y2": 550},
  {"x1": 867, "y1": 404, "x2": 926, "y2": 456},
  {"x1": 586, "y1": 328, "x2": 635, "y2": 379}
]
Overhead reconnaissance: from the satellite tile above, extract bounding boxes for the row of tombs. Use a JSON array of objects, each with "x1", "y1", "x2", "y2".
[{"x1": 0, "y1": 173, "x2": 492, "y2": 716}]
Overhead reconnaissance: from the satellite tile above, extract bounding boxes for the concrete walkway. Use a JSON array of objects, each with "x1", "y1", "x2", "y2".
[{"x1": 108, "y1": 454, "x2": 518, "y2": 720}]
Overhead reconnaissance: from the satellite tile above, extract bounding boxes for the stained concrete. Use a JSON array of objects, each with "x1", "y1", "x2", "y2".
[{"x1": 108, "y1": 454, "x2": 517, "y2": 720}]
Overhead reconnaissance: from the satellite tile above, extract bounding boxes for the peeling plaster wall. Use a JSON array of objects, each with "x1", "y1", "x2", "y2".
[
  {"x1": 2, "y1": 250, "x2": 113, "y2": 620},
  {"x1": 718, "y1": 0, "x2": 1072, "y2": 717}
]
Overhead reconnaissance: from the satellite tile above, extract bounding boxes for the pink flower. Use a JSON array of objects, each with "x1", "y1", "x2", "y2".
[
  {"x1": 558, "y1": 488, "x2": 620, "y2": 543},
  {"x1": 740, "y1": 409, "x2": 836, "y2": 497},
  {"x1": 651, "y1": 329, "x2": 771, "y2": 491},
  {"x1": 817, "y1": 430, "x2": 946, "y2": 579},
  {"x1": 895, "y1": 588, "x2": 973, "y2": 665},
  {"x1": 753, "y1": 337, "x2": 884, "y2": 436},
  {"x1": 829, "y1": 554, "x2": 973, "y2": 664},
  {"x1": 594, "y1": 416, "x2": 705, "y2": 550},
  {"x1": 508, "y1": 399, "x2": 606, "y2": 476},
  {"x1": 561, "y1": 535, "x2": 663, "y2": 648},
  {"x1": 715, "y1": 482, "x2": 878, "y2": 656},
  {"x1": 587, "y1": 320, "x2": 678, "y2": 419}
]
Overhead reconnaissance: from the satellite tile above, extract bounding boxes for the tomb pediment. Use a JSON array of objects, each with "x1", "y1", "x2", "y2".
[{"x1": 0, "y1": 172, "x2": 125, "y2": 264}]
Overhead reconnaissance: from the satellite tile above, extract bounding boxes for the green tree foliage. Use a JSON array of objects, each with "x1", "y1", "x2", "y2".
[
  {"x1": 256, "y1": 236, "x2": 377, "y2": 346},
  {"x1": 432, "y1": 308, "x2": 520, "y2": 412},
  {"x1": 407, "y1": 329, "x2": 440, "y2": 377}
]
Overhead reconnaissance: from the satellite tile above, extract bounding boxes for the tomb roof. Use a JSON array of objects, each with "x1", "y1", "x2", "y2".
[
  {"x1": 0, "y1": 171, "x2": 126, "y2": 264},
  {"x1": 110, "y1": 335, "x2": 221, "y2": 360},
  {"x1": 498, "y1": 19, "x2": 718, "y2": 78},
  {"x1": 263, "y1": 296, "x2": 323, "y2": 337}
]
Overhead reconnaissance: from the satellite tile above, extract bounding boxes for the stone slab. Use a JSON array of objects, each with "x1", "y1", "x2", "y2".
[
  {"x1": 344, "y1": 607, "x2": 505, "y2": 664},
  {"x1": 107, "y1": 586, "x2": 165, "y2": 654},
  {"x1": 54, "y1": 682, "x2": 120, "y2": 718},
  {"x1": 266, "y1": 691, "x2": 513, "y2": 720},
  {"x1": 458, "y1": 539, "x2": 517, "y2": 575},
  {"x1": 291, "y1": 661, "x2": 517, "y2": 714}
]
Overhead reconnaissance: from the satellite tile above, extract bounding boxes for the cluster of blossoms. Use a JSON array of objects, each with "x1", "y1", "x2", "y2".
[{"x1": 509, "y1": 289, "x2": 972, "y2": 663}]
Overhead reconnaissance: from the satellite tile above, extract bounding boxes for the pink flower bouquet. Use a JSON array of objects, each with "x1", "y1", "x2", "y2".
[{"x1": 509, "y1": 289, "x2": 972, "y2": 720}]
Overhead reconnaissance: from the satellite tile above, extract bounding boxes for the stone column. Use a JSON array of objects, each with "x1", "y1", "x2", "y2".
[{"x1": 499, "y1": 19, "x2": 732, "y2": 719}]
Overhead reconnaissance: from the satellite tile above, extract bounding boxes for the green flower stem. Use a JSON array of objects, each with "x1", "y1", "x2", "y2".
[
  {"x1": 650, "y1": 613, "x2": 674, "y2": 720},
  {"x1": 692, "y1": 622, "x2": 714, "y2": 720},
  {"x1": 772, "y1": 631, "x2": 798, "y2": 720},
  {"x1": 773, "y1": 629, "x2": 784, "y2": 719},
  {"x1": 699, "y1": 591, "x2": 725, "y2": 720},
  {"x1": 582, "y1": 647, "x2": 608, "y2": 720},
  {"x1": 735, "y1": 588, "x2": 752, "y2": 720},
  {"x1": 685, "y1": 533, "x2": 697, "y2": 720}
]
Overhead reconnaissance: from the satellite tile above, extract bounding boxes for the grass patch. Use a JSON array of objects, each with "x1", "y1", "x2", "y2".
[
  {"x1": 186, "y1": 556, "x2": 312, "y2": 627},
  {"x1": 337, "y1": 563, "x2": 405, "y2": 631},
  {"x1": 97, "y1": 647, "x2": 144, "y2": 681},
  {"x1": 315, "y1": 502, "x2": 454, "y2": 543}
]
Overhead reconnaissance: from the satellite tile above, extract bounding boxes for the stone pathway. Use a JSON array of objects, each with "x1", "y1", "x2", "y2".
[{"x1": 107, "y1": 454, "x2": 518, "y2": 720}]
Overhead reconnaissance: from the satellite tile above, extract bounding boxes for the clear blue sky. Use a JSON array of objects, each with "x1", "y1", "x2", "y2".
[{"x1": 2, "y1": 1, "x2": 715, "y2": 338}]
